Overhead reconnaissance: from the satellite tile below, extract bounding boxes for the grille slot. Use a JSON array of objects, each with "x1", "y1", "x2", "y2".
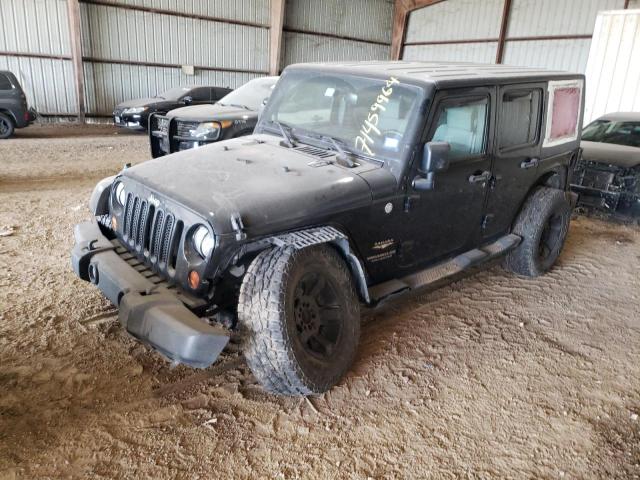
[
  {"x1": 151, "y1": 211, "x2": 164, "y2": 260},
  {"x1": 120, "y1": 194, "x2": 182, "y2": 274},
  {"x1": 160, "y1": 215, "x2": 174, "y2": 264},
  {"x1": 294, "y1": 145, "x2": 336, "y2": 159},
  {"x1": 176, "y1": 121, "x2": 199, "y2": 138}
]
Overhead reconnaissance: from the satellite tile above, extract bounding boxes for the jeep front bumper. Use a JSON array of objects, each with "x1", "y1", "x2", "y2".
[{"x1": 71, "y1": 220, "x2": 229, "y2": 368}]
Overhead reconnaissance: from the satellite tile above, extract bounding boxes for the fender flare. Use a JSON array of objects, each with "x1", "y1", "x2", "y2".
[{"x1": 261, "y1": 226, "x2": 371, "y2": 304}]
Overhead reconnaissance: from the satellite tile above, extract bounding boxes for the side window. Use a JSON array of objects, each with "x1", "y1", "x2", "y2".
[
  {"x1": 212, "y1": 87, "x2": 228, "y2": 100},
  {"x1": 499, "y1": 89, "x2": 542, "y2": 150},
  {"x1": 431, "y1": 97, "x2": 488, "y2": 160},
  {"x1": 0, "y1": 74, "x2": 13, "y2": 90},
  {"x1": 189, "y1": 88, "x2": 210, "y2": 102}
]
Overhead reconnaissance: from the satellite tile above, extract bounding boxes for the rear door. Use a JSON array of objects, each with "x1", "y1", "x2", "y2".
[
  {"x1": 482, "y1": 83, "x2": 545, "y2": 239},
  {"x1": 402, "y1": 86, "x2": 496, "y2": 268}
]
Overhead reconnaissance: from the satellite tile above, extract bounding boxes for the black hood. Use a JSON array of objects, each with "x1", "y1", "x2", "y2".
[
  {"x1": 581, "y1": 140, "x2": 640, "y2": 169},
  {"x1": 166, "y1": 104, "x2": 257, "y2": 122},
  {"x1": 122, "y1": 134, "x2": 382, "y2": 236}
]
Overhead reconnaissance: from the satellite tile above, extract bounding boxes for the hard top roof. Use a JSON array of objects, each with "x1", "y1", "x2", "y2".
[{"x1": 289, "y1": 61, "x2": 583, "y2": 88}]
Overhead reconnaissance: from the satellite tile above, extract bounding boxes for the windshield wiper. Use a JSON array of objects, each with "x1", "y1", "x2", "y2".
[
  {"x1": 269, "y1": 120, "x2": 296, "y2": 148},
  {"x1": 323, "y1": 136, "x2": 357, "y2": 168},
  {"x1": 220, "y1": 102, "x2": 250, "y2": 110}
]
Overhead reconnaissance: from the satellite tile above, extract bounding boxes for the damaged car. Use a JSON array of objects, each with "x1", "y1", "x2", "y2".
[
  {"x1": 571, "y1": 112, "x2": 640, "y2": 219},
  {"x1": 149, "y1": 76, "x2": 278, "y2": 158},
  {"x1": 72, "y1": 62, "x2": 583, "y2": 396}
]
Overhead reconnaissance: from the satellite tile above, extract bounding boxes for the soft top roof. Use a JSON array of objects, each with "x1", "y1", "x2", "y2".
[{"x1": 287, "y1": 61, "x2": 583, "y2": 88}]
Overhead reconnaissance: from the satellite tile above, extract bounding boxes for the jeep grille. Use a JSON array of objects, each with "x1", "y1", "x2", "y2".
[{"x1": 121, "y1": 192, "x2": 183, "y2": 273}]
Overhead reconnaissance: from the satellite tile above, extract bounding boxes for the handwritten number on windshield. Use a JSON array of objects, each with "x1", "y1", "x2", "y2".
[{"x1": 355, "y1": 77, "x2": 400, "y2": 156}]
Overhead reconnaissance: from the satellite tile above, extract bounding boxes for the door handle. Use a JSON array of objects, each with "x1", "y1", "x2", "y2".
[
  {"x1": 520, "y1": 157, "x2": 539, "y2": 169},
  {"x1": 468, "y1": 171, "x2": 491, "y2": 184}
]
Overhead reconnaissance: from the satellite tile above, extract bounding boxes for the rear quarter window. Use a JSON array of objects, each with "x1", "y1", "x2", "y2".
[{"x1": 543, "y1": 79, "x2": 584, "y2": 148}]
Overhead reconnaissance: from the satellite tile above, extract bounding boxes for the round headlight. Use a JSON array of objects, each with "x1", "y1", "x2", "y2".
[
  {"x1": 192, "y1": 225, "x2": 214, "y2": 258},
  {"x1": 114, "y1": 182, "x2": 126, "y2": 206}
]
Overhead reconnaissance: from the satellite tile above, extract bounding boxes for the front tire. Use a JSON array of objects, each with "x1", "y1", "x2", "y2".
[
  {"x1": 0, "y1": 113, "x2": 15, "y2": 139},
  {"x1": 504, "y1": 187, "x2": 572, "y2": 277},
  {"x1": 238, "y1": 245, "x2": 360, "y2": 396}
]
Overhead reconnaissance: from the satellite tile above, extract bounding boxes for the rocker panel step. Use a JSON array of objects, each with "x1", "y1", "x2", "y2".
[{"x1": 369, "y1": 234, "x2": 521, "y2": 305}]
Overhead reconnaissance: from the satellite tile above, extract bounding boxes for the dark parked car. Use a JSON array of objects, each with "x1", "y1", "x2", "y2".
[
  {"x1": 0, "y1": 70, "x2": 36, "y2": 139},
  {"x1": 571, "y1": 112, "x2": 640, "y2": 219},
  {"x1": 149, "y1": 76, "x2": 278, "y2": 158},
  {"x1": 112, "y1": 85, "x2": 232, "y2": 131},
  {"x1": 72, "y1": 62, "x2": 583, "y2": 396}
]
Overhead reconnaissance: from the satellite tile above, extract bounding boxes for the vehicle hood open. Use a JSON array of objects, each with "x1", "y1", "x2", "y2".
[
  {"x1": 581, "y1": 140, "x2": 640, "y2": 169},
  {"x1": 122, "y1": 134, "x2": 380, "y2": 236}
]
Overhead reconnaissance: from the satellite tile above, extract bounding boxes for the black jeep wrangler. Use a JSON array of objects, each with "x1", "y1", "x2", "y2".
[
  {"x1": 72, "y1": 62, "x2": 583, "y2": 396},
  {"x1": 0, "y1": 70, "x2": 36, "y2": 139}
]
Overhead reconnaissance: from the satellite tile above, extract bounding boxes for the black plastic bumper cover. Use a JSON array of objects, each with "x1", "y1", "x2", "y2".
[{"x1": 71, "y1": 220, "x2": 229, "y2": 368}]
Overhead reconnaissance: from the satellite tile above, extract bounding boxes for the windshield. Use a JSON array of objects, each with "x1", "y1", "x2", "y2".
[
  {"x1": 156, "y1": 86, "x2": 192, "y2": 101},
  {"x1": 219, "y1": 77, "x2": 278, "y2": 111},
  {"x1": 258, "y1": 70, "x2": 424, "y2": 176},
  {"x1": 582, "y1": 119, "x2": 640, "y2": 148}
]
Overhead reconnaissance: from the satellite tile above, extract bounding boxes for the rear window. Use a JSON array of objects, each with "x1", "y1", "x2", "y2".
[
  {"x1": 543, "y1": 80, "x2": 583, "y2": 147},
  {"x1": 0, "y1": 74, "x2": 13, "y2": 90}
]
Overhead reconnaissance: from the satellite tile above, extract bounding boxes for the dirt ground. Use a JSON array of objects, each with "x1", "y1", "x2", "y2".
[{"x1": 0, "y1": 125, "x2": 639, "y2": 480}]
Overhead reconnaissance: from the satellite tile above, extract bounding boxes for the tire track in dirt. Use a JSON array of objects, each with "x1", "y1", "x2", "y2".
[{"x1": 1, "y1": 126, "x2": 639, "y2": 479}]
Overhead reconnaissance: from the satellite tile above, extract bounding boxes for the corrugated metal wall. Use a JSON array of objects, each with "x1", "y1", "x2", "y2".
[
  {"x1": 83, "y1": 0, "x2": 269, "y2": 24},
  {"x1": 282, "y1": 0, "x2": 392, "y2": 66},
  {"x1": 503, "y1": 0, "x2": 623, "y2": 72},
  {"x1": 403, "y1": 0, "x2": 503, "y2": 62},
  {"x1": 0, "y1": 0, "x2": 394, "y2": 119},
  {"x1": 403, "y1": 42, "x2": 499, "y2": 63},
  {"x1": 406, "y1": 0, "x2": 504, "y2": 43},
  {"x1": 0, "y1": 0, "x2": 76, "y2": 114},
  {"x1": 584, "y1": 9, "x2": 640, "y2": 121},
  {"x1": 79, "y1": 0, "x2": 269, "y2": 115},
  {"x1": 403, "y1": 0, "x2": 628, "y2": 74}
]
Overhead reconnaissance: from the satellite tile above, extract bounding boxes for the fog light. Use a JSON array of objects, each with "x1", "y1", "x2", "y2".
[{"x1": 188, "y1": 270, "x2": 200, "y2": 289}]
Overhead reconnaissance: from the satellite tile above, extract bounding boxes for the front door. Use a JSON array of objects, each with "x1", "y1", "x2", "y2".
[
  {"x1": 482, "y1": 83, "x2": 545, "y2": 239},
  {"x1": 401, "y1": 87, "x2": 496, "y2": 269}
]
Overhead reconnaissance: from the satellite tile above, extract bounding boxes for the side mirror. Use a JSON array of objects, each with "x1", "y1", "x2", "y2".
[
  {"x1": 413, "y1": 141, "x2": 450, "y2": 191},
  {"x1": 182, "y1": 95, "x2": 193, "y2": 105}
]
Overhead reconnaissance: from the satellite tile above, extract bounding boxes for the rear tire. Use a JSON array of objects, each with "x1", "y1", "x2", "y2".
[
  {"x1": 0, "y1": 113, "x2": 15, "y2": 139},
  {"x1": 504, "y1": 187, "x2": 571, "y2": 277},
  {"x1": 238, "y1": 245, "x2": 360, "y2": 396}
]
